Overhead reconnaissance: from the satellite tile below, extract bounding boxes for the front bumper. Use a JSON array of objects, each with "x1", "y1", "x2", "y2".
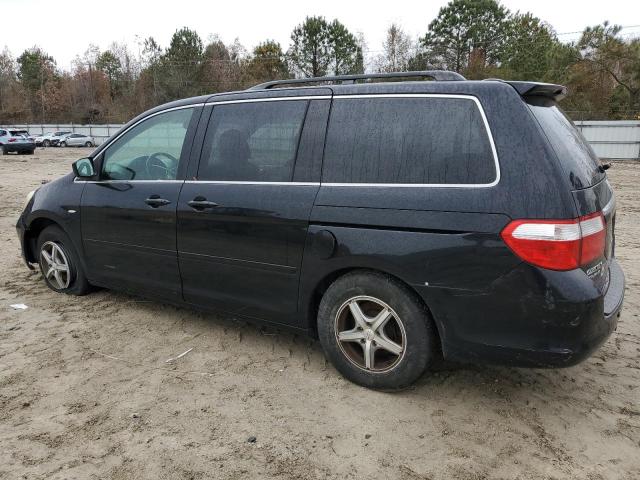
[
  {"x1": 425, "y1": 259, "x2": 625, "y2": 368},
  {"x1": 16, "y1": 208, "x2": 35, "y2": 270}
]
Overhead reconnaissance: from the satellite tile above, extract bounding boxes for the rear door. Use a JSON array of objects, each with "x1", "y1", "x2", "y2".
[
  {"x1": 177, "y1": 95, "x2": 330, "y2": 325},
  {"x1": 81, "y1": 105, "x2": 201, "y2": 300}
]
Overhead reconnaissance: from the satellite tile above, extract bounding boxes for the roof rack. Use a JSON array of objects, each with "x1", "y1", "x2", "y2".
[{"x1": 248, "y1": 70, "x2": 466, "y2": 90}]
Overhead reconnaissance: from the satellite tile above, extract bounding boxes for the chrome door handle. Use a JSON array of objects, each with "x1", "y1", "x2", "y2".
[
  {"x1": 188, "y1": 198, "x2": 219, "y2": 210},
  {"x1": 145, "y1": 196, "x2": 171, "y2": 207}
]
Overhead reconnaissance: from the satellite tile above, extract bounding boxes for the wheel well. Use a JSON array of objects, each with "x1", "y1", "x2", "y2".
[
  {"x1": 307, "y1": 267, "x2": 443, "y2": 354},
  {"x1": 24, "y1": 218, "x2": 59, "y2": 263}
]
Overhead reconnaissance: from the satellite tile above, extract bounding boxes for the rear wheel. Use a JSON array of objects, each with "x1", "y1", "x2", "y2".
[
  {"x1": 84, "y1": 141, "x2": 93, "y2": 147},
  {"x1": 37, "y1": 226, "x2": 90, "y2": 295},
  {"x1": 43, "y1": 140, "x2": 50, "y2": 147},
  {"x1": 0, "y1": 145, "x2": 5, "y2": 155},
  {"x1": 317, "y1": 271, "x2": 437, "y2": 390}
]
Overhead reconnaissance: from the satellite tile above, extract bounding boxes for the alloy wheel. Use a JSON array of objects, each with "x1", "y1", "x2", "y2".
[
  {"x1": 40, "y1": 241, "x2": 71, "y2": 289},
  {"x1": 334, "y1": 295, "x2": 406, "y2": 372}
]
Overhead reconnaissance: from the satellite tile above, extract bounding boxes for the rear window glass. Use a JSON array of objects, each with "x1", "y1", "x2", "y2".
[
  {"x1": 322, "y1": 97, "x2": 496, "y2": 185},
  {"x1": 527, "y1": 97, "x2": 604, "y2": 189}
]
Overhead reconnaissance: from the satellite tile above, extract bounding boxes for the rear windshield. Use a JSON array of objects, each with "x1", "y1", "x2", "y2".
[{"x1": 527, "y1": 97, "x2": 604, "y2": 189}]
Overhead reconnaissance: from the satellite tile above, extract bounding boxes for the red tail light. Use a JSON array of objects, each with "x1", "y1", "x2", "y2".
[
  {"x1": 501, "y1": 212, "x2": 605, "y2": 271},
  {"x1": 8, "y1": 137, "x2": 17, "y2": 142}
]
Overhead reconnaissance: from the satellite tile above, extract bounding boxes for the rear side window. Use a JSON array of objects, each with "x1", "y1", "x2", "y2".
[
  {"x1": 527, "y1": 97, "x2": 604, "y2": 189},
  {"x1": 199, "y1": 100, "x2": 308, "y2": 182},
  {"x1": 322, "y1": 97, "x2": 496, "y2": 185}
]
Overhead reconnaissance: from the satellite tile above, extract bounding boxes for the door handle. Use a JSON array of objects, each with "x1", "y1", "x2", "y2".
[
  {"x1": 145, "y1": 196, "x2": 171, "y2": 208},
  {"x1": 188, "y1": 197, "x2": 219, "y2": 210}
]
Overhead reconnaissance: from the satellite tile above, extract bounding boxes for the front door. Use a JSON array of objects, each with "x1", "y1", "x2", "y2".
[
  {"x1": 177, "y1": 97, "x2": 329, "y2": 325},
  {"x1": 81, "y1": 106, "x2": 200, "y2": 300}
]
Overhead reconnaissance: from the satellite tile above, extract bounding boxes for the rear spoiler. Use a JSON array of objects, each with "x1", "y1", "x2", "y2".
[{"x1": 485, "y1": 79, "x2": 567, "y2": 101}]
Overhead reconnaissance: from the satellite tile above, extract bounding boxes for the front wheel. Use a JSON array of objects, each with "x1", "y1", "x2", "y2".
[
  {"x1": 43, "y1": 140, "x2": 50, "y2": 147},
  {"x1": 59, "y1": 141, "x2": 67, "y2": 147},
  {"x1": 317, "y1": 271, "x2": 438, "y2": 390},
  {"x1": 37, "y1": 225, "x2": 91, "y2": 295}
]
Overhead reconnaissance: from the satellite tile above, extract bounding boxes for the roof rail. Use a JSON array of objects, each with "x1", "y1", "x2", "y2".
[{"x1": 248, "y1": 70, "x2": 466, "y2": 90}]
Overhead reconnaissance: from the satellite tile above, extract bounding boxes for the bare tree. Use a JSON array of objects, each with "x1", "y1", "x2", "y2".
[{"x1": 376, "y1": 24, "x2": 413, "y2": 72}]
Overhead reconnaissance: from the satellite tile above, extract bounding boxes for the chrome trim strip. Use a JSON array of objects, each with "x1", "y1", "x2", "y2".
[
  {"x1": 205, "y1": 96, "x2": 331, "y2": 106},
  {"x1": 74, "y1": 178, "x2": 184, "y2": 184},
  {"x1": 326, "y1": 94, "x2": 500, "y2": 188},
  {"x1": 184, "y1": 180, "x2": 319, "y2": 186}
]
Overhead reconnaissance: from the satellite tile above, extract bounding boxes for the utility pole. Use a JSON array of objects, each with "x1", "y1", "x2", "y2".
[{"x1": 40, "y1": 57, "x2": 45, "y2": 123}]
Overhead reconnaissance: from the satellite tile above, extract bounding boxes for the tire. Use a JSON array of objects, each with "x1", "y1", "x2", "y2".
[
  {"x1": 0, "y1": 145, "x2": 5, "y2": 155},
  {"x1": 317, "y1": 270, "x2": 437, "y2": 390},
  {"x1": 60, "y1": 141, "x2": 67, "y2": 147},
  {"x1": 84, "y1": 141, "x2": 92, "y2": 147},
  {"x1": 43, "y1": 140, "x2": 50, "y2": 147},
  {"x1": 36, "y1": 225, "x2": 91, "y2": 295}
]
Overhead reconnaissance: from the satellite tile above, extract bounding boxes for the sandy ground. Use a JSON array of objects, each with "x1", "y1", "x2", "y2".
[{"x1": 0, "y1": 147, "x2": 638, "y2": 480}]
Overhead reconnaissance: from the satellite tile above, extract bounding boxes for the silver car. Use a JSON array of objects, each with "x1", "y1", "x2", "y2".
[{"x1": 59, "y1": 133, "x2": 94, "y2": 147}]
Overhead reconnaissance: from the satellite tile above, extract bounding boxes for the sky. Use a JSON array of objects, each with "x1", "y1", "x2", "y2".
[{"x1": 2, "y1": 0, "x2": 639, "y2": 68}]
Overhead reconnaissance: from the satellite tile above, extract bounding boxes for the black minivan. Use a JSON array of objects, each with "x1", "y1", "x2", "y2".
[{"x1": 16, "y1": 71, "x2": 625, "y2": 389}]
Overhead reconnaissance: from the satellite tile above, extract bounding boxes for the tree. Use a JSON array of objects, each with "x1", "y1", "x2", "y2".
[
  {"x1": 96, "y1": 50, "x2": 122, "y2": 98},
  {"x1": 247, "y1": 40, "x2": 290, "y2": 82},
  {"x1": 327, "y1": 19, "x2": 363, "y2": 75},
  {"x1": 16, "y1": 47, "x2": 57, "y2": 121},
  {"x1": 421, "y1": 0, "x2": 510, "y2": 76},
  {"x1": 499, "y1": 13, "x2": 558, "y2": 81},
  {"x1": 288, "y1": 16, "x2": 331, "y2": 77},
  {"x1": 161, "y1": 27, "x2": 205, "y2": 99},
  {"x1": 201, "y1": 36, "x2": 245, "y2": 93},
  {"x1": 17, "y1": 47, "x2": 56, "y2": 93},
  {"x1": 578, "y1": 22, "x2": 640, "y2": 116},
  {"x1": 376, "y1": 24, "x2": 414, "y2": 72}
]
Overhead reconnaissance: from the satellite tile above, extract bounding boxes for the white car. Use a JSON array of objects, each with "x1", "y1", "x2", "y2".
[
  {"x1": 59, "y1": 133, "x2": 94, "y2": 147},
  {"x1": 35, "y1": 131, "x2": 72, "y2": 147}
]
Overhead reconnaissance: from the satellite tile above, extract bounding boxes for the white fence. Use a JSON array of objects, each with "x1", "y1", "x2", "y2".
[
  {"x1": 5, "y1": 120, "x2": 640, "y2": 160},
  {"x1": 575, "y1": 121, "x2": 640, "y2": 160},
  {"x1": 6, "y1": 124, "x2": 125, "y2": 146}
]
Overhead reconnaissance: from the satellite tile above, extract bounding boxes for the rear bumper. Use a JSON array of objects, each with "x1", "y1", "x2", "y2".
[
  {"x1": 423, "y1": 259, "x2": 625, "y2": 368},
  {"x1": 4, "y1": 142, "x2": 35, "y2": 152}
]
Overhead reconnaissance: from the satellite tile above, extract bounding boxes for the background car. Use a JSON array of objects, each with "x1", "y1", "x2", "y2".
[
  {"x1": 0, "y1": 128, "x2": 35, "y2": 155},
  {"x1": 35, "y1": 131, "x2": 72, "y2": 147},
  {"x1": 58, "y1": 133, "x2": 94, "y2": 147}
]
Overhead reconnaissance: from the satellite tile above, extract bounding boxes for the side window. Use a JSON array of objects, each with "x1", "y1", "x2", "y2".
[
  {"x1": 322, "y1": 97, "x2": 496, "y2": 185},
  {"x1": 0, "y1": 130, "x2": 6, "y2": 136},
  {"x1": 102, "y1": 108, "x2": 193, "y2": 181},
  {"x1": 198, "y1": 100, "x2": 308, "y2": 182}
]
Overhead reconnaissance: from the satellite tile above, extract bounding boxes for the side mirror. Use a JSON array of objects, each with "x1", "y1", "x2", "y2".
[{"x1": 72, "y1": 157, "x2": 95, "y2": 178}]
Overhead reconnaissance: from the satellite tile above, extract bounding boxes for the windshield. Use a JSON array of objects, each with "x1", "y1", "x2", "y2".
[{"x1": 527, "y1": 97, "x2": 604, "y2": 189}]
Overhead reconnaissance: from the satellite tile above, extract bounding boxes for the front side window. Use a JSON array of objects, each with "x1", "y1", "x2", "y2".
[
  {"x1": 322, "y1": 97, "x2": 496, "y2": 185},
  {"x1": 198, "y1": 100, "x2": 308, "y2": 182},
  {"x1": 102, "y1": 108, "x2": 193, "y2": 180}
]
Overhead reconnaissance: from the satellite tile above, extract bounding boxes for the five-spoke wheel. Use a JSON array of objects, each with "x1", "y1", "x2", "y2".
[
  {"x1": 318, "y1": 270, "x2": 437, "y2": 390},
  {"x1": 39, "y1": 241, "x2": 71, "y2": 289},
  {"x1": 335, "y1": 296, "x2": 406, "y2": 372}
]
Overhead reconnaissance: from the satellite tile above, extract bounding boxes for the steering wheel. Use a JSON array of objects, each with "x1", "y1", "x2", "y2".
[{"x1": 145, "y1": 152, "x2": 177, "y2": 179}]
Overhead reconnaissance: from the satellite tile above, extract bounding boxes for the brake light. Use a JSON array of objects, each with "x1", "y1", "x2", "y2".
[
  {"x1": 8, "y1": 137, "x2": 17, "y2": 142},
  {"x1": 501, "y1": 212, "x2": 605, "y2": 271}
]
